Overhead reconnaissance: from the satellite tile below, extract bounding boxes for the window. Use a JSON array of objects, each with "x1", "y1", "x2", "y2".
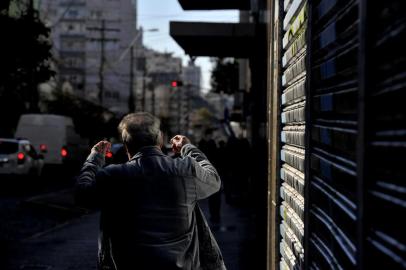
[
  {"x1": 0, "y1": 141, "x2": 18, "y2": 154},
  {"x1": 89, "y1": 10, "x2": 103, "y2": 19},
  {"x1": 68, "y1": 9, "x2": 78, "y2": 17}
]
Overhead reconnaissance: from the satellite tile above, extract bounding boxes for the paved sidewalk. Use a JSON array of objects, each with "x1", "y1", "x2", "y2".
[
  {"x1": 199, "y1": 194, "x2": 258, "y2": 270},
  {"x1": 3, "y1": 193, "x2": 257, "y2": 270}
]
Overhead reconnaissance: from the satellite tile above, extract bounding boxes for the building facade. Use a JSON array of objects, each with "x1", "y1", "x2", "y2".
[
  {"x1": 39, "y1": 0, "x2": 138, "y2": 115},
  {"x1": 182, "y1": 60, "x2": 202, "y2": 95},
  {"x1": 141, "y1": 48, "x2": 183, "y2": 119}
]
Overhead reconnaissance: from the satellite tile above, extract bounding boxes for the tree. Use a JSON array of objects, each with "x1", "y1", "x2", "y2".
[
  {"x1": 0, "y1": 0, "x2": 54, "y2": 136},
  {"x1": 210, "y1": 58, "x2": 239, "y2": 94}
]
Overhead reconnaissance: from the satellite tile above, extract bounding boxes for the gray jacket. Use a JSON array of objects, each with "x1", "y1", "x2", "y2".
[{"x1": 76, "y1": 144, "x2": 225, "y2": 270}]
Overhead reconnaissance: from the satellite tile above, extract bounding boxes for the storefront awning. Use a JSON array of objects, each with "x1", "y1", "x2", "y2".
[
  {"x1": 178, "y1": 0, "x2": 250, "y2": 10},
  {"x1": 170, "y1": 22, "x2": 263, "y2": 58}
]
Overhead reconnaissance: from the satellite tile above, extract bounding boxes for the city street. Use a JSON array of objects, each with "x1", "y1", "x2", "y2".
[
  {"x1": 2, "y1": 0, "x2": 405, "y2": 268},
  {"x1": 1, "y1": 183, "x2": 258, "y2": 270},
  {"x1": 0, "y1": 170, "x2": 85, "y2": 266}
]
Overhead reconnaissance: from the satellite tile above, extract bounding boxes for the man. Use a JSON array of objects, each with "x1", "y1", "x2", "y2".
[{"x1": 76, "y1": 112, "x2": 225, "y2": 270}]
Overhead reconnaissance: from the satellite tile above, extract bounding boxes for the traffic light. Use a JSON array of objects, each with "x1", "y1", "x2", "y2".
[{"x1": 170, "y1": 80, "x2": 183, "y2": 88}]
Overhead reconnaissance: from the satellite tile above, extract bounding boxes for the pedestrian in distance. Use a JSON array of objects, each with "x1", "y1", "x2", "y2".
[
  {"x1": 199, "y1": 130, "x2": 222, "y2": 225},
  {"x1": 76, "y1": 112, "x2": 226, "y2": 270}
]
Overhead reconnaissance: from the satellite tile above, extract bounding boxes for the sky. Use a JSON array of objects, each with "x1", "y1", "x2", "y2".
[{"x1": 137, "y1": 0, "x2": 239, "y2": 94}]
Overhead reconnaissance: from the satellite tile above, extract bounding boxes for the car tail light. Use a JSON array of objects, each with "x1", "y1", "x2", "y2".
[
  {"x1": 106, "y1": 151, "x2": 113, "y2": 158},
  {"x1": 61, "y1": 147, "x2": 68, "y2": 158},
  {"x1": 40, "y1": 144, "x2": 48, "y2": 152},
  {"x1": 17, "y1": 152, "x2": 25, "y2": 164}
]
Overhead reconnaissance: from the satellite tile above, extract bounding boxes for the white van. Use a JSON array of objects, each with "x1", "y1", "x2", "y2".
[{"x1": 15, "y1": 114, "x2": 88, "y2": 166}]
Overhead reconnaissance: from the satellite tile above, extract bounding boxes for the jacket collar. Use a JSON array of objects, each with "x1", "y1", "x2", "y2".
[{"x1": 129, "y1": 146, "x2": 165, "y2": 161}]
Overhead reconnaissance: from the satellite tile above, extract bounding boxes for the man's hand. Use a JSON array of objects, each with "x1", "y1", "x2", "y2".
[
  {"x1": 170, "y1": 135, "x2": 191, "y2": 154},
  {"x1": 91, "y1": 140, "x2": 112, "y2": 156}
]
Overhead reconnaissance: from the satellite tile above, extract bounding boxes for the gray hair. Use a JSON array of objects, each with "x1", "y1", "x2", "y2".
[{"x1": 118, "y1": 112, "x2": 162, "y2": 153}]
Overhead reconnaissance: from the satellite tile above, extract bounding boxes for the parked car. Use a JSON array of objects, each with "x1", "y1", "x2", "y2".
[
  {"x1": 0, "y1": 138, "x2": 44, "y2": 176},
  {"x1": 15, "y1": 114, "x2": 88, "y2": 169}
]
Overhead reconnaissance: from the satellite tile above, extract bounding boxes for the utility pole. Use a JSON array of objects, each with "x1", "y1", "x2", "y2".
[
  {"x1": 185, "y1": 83, "x2": 191, "y2": 135},
  {"x1": 178, "y1": 85, "x2": 182, "y2": 134},
  {"x1": 142, "y1": 69, "x2": 146, "y2": 111},
  {"x1": 136, "y1": 57, "x2": 147, "y2": 111},
  {"x1": 128, "y1": 46, "x2": 135, "y2": 112},
  {"x1": 151, "y1": 84, "x2": 155, "y2": 115},
  {"x1": 88, "y1": 20, "x2": 119, "y2": 106}
]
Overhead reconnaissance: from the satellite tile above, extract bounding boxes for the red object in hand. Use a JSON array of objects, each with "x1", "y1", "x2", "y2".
[{"x1": 106, "y1": 151, "x2": 113, "y2": 158}]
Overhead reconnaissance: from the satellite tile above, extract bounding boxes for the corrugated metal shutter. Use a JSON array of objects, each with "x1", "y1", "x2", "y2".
[
  {"x1": 279, "y1": 0, "x2": 308, "y2": 268},
  {"x1": 365, "y1": 1, "x2": 406, "y2": 269},
  {"x1": 306, "y1": 0, "x2": 359, "y2": 269}
]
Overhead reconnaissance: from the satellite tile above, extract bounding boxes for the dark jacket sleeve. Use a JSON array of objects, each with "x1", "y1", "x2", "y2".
[
  {"x1": 75, "y1": 151, "x2": 105, "y2": 207},
  {"x1": 181, "y1": 144, "x2": 221, "y2": 200}
]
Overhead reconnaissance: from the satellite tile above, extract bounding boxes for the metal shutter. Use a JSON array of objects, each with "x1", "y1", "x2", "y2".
[
  {"x1": 279, "y1": 0, "x2": 308, "y2": 268},
  {"x1": 306, "y1": 0, "x2": 359, "y2": 269},
  {"x1": 365, "y1": 1, "x2": 406, "y2": 269}
]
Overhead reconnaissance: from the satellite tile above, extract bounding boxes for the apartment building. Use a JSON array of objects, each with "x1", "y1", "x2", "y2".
[{"x1": 39, "y1": 0, "x2": 138, "y2": 115}]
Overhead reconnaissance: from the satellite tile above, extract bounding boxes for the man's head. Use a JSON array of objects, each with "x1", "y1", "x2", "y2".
[{"x1": 118, "y1": 112, "x2": 162, "y2": 157}]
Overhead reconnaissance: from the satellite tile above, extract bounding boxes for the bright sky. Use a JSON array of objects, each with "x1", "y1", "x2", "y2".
[{"x1": 137, "y1": 0, "x2": 239, "y2": 93}]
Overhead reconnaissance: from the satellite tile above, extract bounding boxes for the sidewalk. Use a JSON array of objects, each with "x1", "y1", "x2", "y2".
[
  {"x1": 3, "y1": 193, "x2": 257, "y2": 270},
  {"x1": 200, "y1": 194, "x2": 259, "y2": 270}
]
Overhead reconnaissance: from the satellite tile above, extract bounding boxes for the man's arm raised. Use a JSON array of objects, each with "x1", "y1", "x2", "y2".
[
  {"x1": 75, "y1": 141, "x2": 111, "y2": 207},
  {"x1": 171, "y1": 135, "x2": 221, "y2": 200}
]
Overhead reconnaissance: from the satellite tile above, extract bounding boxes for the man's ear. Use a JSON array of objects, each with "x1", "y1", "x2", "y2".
[{"x1": 158, "y1": 131, "x2": 164, "y2": 148}]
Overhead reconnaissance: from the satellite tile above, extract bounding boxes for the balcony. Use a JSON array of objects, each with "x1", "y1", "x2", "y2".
[
  {"x1": 60, "y1": 34, "x2": 86, "y2": 40},
  {"x1": 60, "y1": 0, "x2": 86, "y2": 7},
  {"x1": 59, "y1": 51, "x2": 86, "y2": 58}
]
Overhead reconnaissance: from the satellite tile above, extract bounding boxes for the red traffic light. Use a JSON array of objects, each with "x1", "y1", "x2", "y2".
[{"x1": 170, "y1": 80, "x2": 183, "y2": 88}]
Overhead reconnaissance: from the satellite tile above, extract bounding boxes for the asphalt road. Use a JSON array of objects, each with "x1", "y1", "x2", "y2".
[
  {"x1": 1, "y1": 188, "x2": 259, "y2": 270},
  {"x1": 0, "y1": 169, "x2": 84, "y2": 266}
]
